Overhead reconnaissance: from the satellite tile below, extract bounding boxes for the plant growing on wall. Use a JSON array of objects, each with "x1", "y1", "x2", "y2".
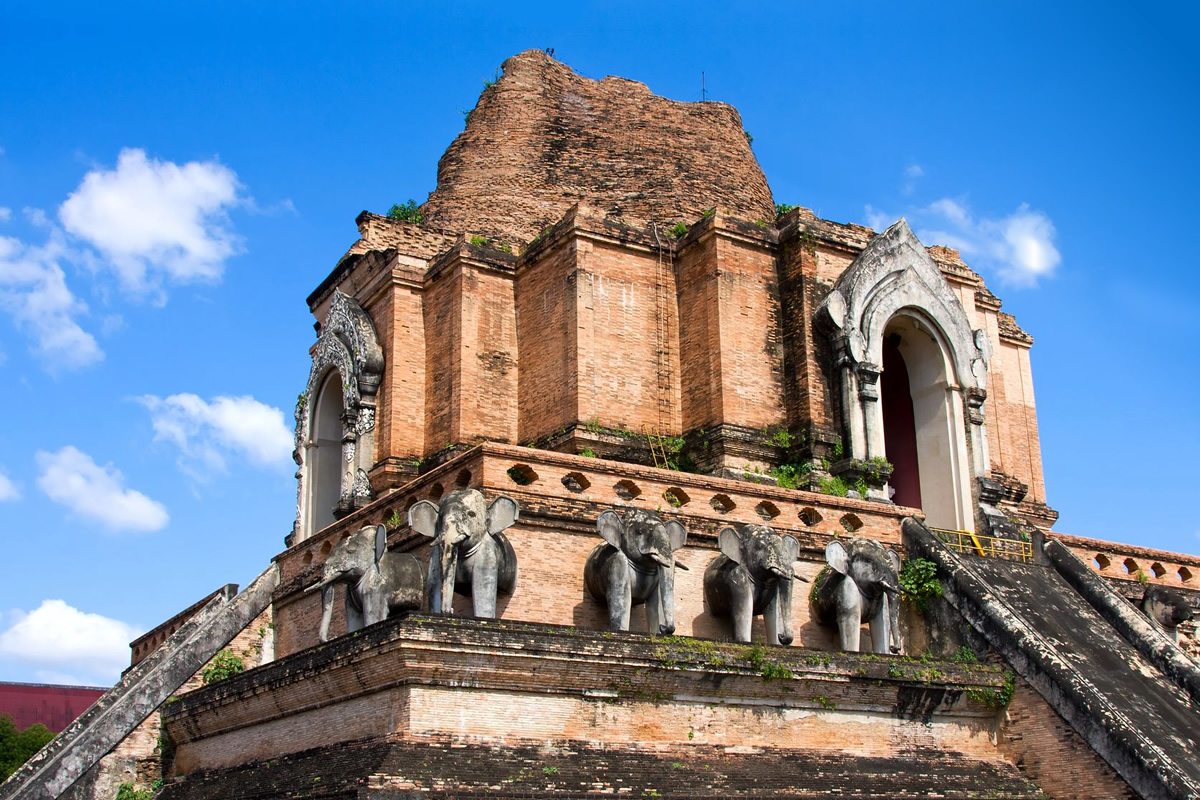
[
  {"x1": 899, "y1": 558, "x2": 943, "y2": 612},
  {"x1": 115, "y1": 783, "x2": 156, "y2": 800},
  {"x1": 202, "y1": 649, "x2": 245, "y2": 685},
  {"x1": 386, "y1": 199, "x2": 422, "y2": 223}
]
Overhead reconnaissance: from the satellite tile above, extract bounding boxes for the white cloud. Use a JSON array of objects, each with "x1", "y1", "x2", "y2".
[
  {"x1": 867, "y1": 197, "x2": 1061, "y2": 287},
  {"x1": 59, "y1": 148, "x2": 243, "y2": 292},
  {"x1": 864, "y1": 204, "x2": 892, "y2": 232},
  {"x1": 902, "y1": 164, "x2": 924, "y2": 196},
  {"x1": 0, "y1": 599, "x2": 141, "y2": 684},
  {"x1": 0, "y1": 470, "x2": 18, "y2": 501},
  {"x1": 0, "y1": 233, "x2": 104, "y2": 369},
  {"x1": 138, "y1": 393, "x2": 294, "y2": 479},
  {"x1": 0, "y1": 207, "x2": 11, "y2": 222},
  {"x1": 36, "y1": 446, "x2": 169, "y2": 532}
]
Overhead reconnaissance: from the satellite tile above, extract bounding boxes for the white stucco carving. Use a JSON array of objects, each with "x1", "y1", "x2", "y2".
[
  {"x1": 292, "y1": 291, "x2": 384, "y2": 542},
  {"x1": 818, "y1": 219, "x2": 990, "y2": 532}
]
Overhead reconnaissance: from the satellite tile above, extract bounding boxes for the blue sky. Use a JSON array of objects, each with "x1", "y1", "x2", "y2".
[{"x1": 1, "y1": 2, "x2": 1196, "y2": 686}]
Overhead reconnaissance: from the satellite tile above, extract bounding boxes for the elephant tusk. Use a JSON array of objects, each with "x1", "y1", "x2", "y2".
[
  {"x1": 303, "y1": 580, "x2": 326, "y2": 594},
  {"x1": 674, "y1": 561, "x2": 689, "y2": 571},
  {"x1": 792, "y1": 571, "x2": 810, "y2": 583}
]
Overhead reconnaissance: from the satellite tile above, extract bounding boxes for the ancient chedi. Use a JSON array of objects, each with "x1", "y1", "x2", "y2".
[{"x1": 9, "y1": 50, "x2": 1199, "y2": 800}]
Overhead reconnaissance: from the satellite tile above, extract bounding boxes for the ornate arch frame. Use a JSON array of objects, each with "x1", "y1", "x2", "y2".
[
  {"x1": 292, "y1": 291, "x2": 384, "y2": 542},
  {"x1": 818, "y1": 220, "x2": 994, "y2": 532}
]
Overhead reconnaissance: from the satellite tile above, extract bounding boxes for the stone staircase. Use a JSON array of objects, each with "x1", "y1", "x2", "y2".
[{"x1": 0, "y1": 565, "x2": 279, "y2": 800}]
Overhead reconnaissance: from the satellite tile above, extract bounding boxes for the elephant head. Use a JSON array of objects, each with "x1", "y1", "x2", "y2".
[
  {"x1": 409, "y1": 488, "x2": 519, "y2": 617},
  {"x1": 810, "y1": 537, "x2": 902, "y2": 653},
  {"x1": 593, "y1": 508, "x2": 687, "y2": 635},
  {"x1": 705, "y1": 524, "x2": 804, "y2": 645},
  {"x1": 1143, "y1": 585, "x2": 1195, "y2": 643},
  {"x1": 317, "y1": 524, "x2": 424, "y2": 642}
]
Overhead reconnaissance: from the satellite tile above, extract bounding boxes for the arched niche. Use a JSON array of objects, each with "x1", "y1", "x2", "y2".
[
  {"x1": 292, "y1": 291, "x2": 384, "y2": 542},
  {"x1": 880, "y1": 313, "x2": 973, "y2": 530},
  {"x1": 818, "y1": 220, "x2": 990, "y2": 533},
  {"x1": 308, "y1": 370, "x2": 345, "y2": 534}
]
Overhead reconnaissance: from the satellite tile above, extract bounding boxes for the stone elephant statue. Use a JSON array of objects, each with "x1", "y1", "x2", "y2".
[
  {"x1": 583, "y1": 509, "x2": 688, "y2": 635},
  {"x1": 704, "y1": 524, "x2": 806, "y2": 646},
  {"x1": 409, "y1": 488, "x2": 519, "y2": 618},
  {"x1": 1143, "y1": 585, "x2": 1195, "y2": 643},
  {"x1": 317, "y1": 523, "x2": 425, "y2": 642},
  {"x1": 809, "y1": 538, "x2": 901, "y2": 654}
]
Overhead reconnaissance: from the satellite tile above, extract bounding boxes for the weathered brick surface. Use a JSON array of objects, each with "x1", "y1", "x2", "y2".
[
  {"x1": 422, "y1": 50, "x2": 775, "y2": 245},
  {"x1": 161, "y1": 615, "x2": 1029, "y2": 797},
  {"x1": 998, "y1": 679, "x2": 1137, "y2": 799},
  {"x1": 159, "y1": 736, "x2": 1045, "y2": 799}
]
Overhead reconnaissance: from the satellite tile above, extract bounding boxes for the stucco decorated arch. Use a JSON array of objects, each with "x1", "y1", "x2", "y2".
[
  {"x1": 292, "y1": 291, "x2": 384, "y2": 542},
  {"x1": 818, "y1": 219, "x2": 996, "y2": 533}
]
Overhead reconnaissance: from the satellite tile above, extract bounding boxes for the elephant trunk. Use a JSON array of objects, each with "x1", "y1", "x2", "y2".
[
  {"x1": 319, "y1": 583, "x2": 336, "y2": 643},
  {"x1": 652, "y1": 553, "x2": 677, "y2": 636},
  {"x1": 439, "y1": 540, "x2": 458, "y2": 616},
  {"x1": 774, "y1": 569, "x2": 795, "y2": 646}
]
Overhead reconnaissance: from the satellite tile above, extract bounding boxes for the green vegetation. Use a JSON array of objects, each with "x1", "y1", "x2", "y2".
[
  {"x1": 743, "y1": 130, "x2": 754, "y2": 148},
  {"x1": 384, "y1": 509, "x2": 404, "y2": 530},
  {"x1": 899, "y1": 558, "x2": 944, "y2": 612},
  {"x1": 766, "y1": 427, "x2": 794, "y2": 449},
  {"x1": 0, "y1": 714, "x2": 54, "y2": 781},
  {"x1": 579, "y1": 447, "x2": 597, "y2": 458},
  {"x1": 115, "y1": 784, "x2": 156, "y2": 800},
  {"x1": 386, "y1": 199, "x2": 422, "y2": 223},
  {"x1": 468, "y1": 235, "x2": 488, "y2": 248},
  {"x1": 818, "y1": 475, "x2": 849, "y2": 497},
  {"x1": 967, "y1": 672, "x2": 1017, "y2": 709},
  {"x1": 771, "y1": 462, "x2": 804, "y2": 489},
  {"x1": 668, "y1": 222, "x2": 689, "y2": 238},
  {"x1": 506, "y1": 466, "x2": 534, "y2": 485},
  {"x1": 742, "y1": 643, "x2": 794, "y2": 681},
  {"x1": 775, "y1": 203, "x2": 799, "y2": 218},
  {"x1": 482, "y1": 67, "x2": 502, "y2": 89},
  {"x1": 951, "y1": 645, "x2": 978, "y2": 664},
  {"x1": 202, "y1": 649, "x2": 246, "y2": 685}
]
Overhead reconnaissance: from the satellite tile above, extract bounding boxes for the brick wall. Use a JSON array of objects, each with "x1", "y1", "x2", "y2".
[
  {"x1": 998, "y1": 677, "x2": 1137, "y2": 799},
  {"x1": 515, "y1": 233, "x2": 577, "y2": 442}
]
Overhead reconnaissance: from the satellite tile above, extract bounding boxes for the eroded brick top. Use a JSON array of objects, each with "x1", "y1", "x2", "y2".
[{"x1": 421, "y1": 50, "x2": 776, "y2": 243}]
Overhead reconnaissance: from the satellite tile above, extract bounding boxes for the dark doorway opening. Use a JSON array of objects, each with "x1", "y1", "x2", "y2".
[{"x1": 882, "y1": 333, "x2": 922, "y2": 509}]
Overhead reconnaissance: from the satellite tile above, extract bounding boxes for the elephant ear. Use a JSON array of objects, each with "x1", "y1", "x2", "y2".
[
  {"x1": 374, "y1": 524, "x2": 388, "y2": 565},
  {"x1": 597, "y1": 510, "x2": 623, "y2": 549},
  {"x1": 885, "y1": 548, "x2": 902, "y2": 575},
  {"x1": 780, "y1": 534, "x2": 800, "y2": 565},
  {"x1": 409, "y1": 500, "x2": 440, "y2": 538},
  {"x1": 826, "y1": 540, "x2": 850, "y2": 574},
  {"x1": 486, "y1": 495, "x2": 519, "y2": 535},
  {"x1": 665, "y1": 521, "x2": 687, "y2": 553},
  {"x1": 718, "y1": 527, "x2": 743, "y2": 564}
]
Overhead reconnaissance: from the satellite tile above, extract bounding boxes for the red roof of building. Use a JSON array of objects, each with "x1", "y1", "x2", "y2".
[{"x1": 0, "y1": 682, "x2": 107, "y2": 733}]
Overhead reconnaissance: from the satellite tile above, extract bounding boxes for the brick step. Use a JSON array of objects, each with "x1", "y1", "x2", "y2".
[{"x1": 158, "y1": 736, "x2": 1044, "y2": 800}]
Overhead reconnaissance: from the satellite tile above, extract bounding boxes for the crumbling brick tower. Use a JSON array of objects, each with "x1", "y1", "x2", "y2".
[
  {"x1": 290, "y1": 49, "x2": 1055, "y2": 554},
  {"x1": 42, "y1": 50, "x2": 1199, "y2": 800}
]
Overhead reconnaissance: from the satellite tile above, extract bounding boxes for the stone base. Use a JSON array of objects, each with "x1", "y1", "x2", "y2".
[{"x1": 159, "y1": 615, "x2": 1040, "y2": 798}]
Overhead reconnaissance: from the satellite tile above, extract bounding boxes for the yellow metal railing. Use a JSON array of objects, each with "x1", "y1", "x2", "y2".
[{"x1": 930, "y1": 527, "x2": 1033, "y2": 563}]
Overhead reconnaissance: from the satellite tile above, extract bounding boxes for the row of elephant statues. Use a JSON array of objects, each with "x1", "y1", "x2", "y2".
[{"x1": 313, "y1": 488, "x2": 903, "y2": 654}]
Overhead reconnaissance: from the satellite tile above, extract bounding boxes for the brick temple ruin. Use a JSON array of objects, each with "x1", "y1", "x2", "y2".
[{"x1": 5, "y1": 49, "x2": 1199, "y2": 800}]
